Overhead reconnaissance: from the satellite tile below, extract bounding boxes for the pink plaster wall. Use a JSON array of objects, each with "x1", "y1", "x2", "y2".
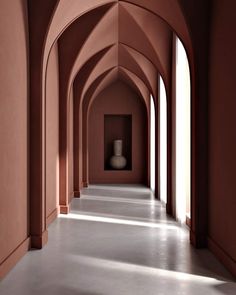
[
  {"x1": 46, "y1": 43, "x2": 59, "y2": 222},
  {"x1": 208, "y1": 0, "x2": 236, "y2": 275},
  {"x1": 89, "y1": 81, "x2": 148, "y2": 184},
  {"x1": 68, "y1": 89, "x2": 74, "y2": 202},
  {"x1": 0, "y1": 0, "x2": 29, "y2": 265}
]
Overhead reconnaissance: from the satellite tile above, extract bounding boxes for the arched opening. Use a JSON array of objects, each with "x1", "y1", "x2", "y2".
[
  {"x1": 159, "y1": 76, "x2": 167, "y2": 204},
  {"x1": 150, "y1": 94, "x2": 156, "y2": 193},
  {"x1": 175, "y1": 37, "x2": 191, "y2": 223}
]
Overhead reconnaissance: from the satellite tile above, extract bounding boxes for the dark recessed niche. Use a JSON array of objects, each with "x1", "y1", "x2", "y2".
[{"x1": 104, "y1": 115, "x2": 132, "y2": 170}]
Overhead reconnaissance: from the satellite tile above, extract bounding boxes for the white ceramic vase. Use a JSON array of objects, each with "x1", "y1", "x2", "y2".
[{"x1": 110, "y1": 140, "x2": 127, "y2": 169}]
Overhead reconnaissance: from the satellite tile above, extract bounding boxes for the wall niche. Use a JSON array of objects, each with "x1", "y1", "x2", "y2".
[
  {"x1": 104, "y1": 114, "x2": 132, "y2": 171},
  {"x1": 89, "y1": 80, "x2": 148, "y2": 184}
]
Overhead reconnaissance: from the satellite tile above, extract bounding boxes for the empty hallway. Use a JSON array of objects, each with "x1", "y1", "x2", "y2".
[
  {"x1": 1, "y1": 0, "x2": 236, "y2": 285},
  {"x1": 0, "y1": 186, "x2": 235, "y2": 295}
]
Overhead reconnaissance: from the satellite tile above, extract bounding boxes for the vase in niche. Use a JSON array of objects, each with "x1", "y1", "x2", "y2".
[{"x1": 110, "y1": 139, "x2": 127, "y2": 169}]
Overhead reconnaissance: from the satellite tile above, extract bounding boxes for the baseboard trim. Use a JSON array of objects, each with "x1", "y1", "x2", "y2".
[
  {"x1": 46, "y1": 207, "x2": 58, "y2": 227},
  {"x1": 31, "y1": 230, "x2": 48, "y2": 249},
  {"x1": 60, "y1": 204, "x2": 70, "y2": 214},
  {"x1": 0, "y1": 237, "x2": 30, "y2": 279},
  {"x1": 154, "y1": 190, "x2": 160, "y2": 200},
  {"x1": 190, "y1": 230, "x2": 208, "y2": 248},
  {"x1": 190, "y1": 229, "x2": 196, "y2": 245},
  {"x1": 186, "y1": 215, "x2": 191, "y2": 228},
  {"x1": 166, "y1": 202, "x2": 172, "y2": 216},
  {"x1": 82, "y1": 182, "x2": 88, "y2": 188},
  {"x1": 208, "y1": 237, "x2": 236, "y2": 277},
  {"x1": 74, "y1": 191, "x2": 80, "y2": 198}
]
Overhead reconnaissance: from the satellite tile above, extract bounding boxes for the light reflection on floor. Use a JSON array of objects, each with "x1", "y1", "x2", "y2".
[{"x1": 59, "y1": 213, "x2": 179, "y2": 229}]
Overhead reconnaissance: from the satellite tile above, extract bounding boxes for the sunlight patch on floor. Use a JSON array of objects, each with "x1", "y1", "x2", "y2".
[
  {"x1": 59, "y1": 213, "x2": 181, "y2": 230},
  {"x1": 70, "y1": 254, "x2": 224, "y2": 286}
]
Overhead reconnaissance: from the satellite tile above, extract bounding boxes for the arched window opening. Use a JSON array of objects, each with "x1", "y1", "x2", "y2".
[
  {"x1": 176, "y1": 37, "x2": 191, "y2": 223},
  {"x1": 150, "y1": 94, "x2": 156, "y2": 193},
  {"x1": 159, "y1": 76, "x2": 167, "y2": 204}
]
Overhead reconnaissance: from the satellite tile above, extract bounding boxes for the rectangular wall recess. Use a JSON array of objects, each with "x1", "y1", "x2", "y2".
[{"x1": 104, "y1": 115, "x2": 132, "y2": 170}]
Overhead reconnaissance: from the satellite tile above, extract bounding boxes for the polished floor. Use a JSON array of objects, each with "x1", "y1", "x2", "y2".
[{"x1": 1, "y1": 185, "x2": 236, "y2": 294}]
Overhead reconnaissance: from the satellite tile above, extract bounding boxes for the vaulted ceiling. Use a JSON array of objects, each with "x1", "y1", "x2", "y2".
[
  {"x1": 28, "y1": 0, "x2": 194, "y2": 110},
  {"x1": 56, "y1": 1, "x2": 174, "y2": 108}
]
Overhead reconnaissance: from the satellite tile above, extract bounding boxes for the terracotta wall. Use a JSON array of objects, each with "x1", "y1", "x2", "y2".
[
  {"x1": 0, "y1": 0, "x2": 29, "y2": 277},
  {"x1": 208, "y1": 0, "x2": 236, "y2": 275},
  {"x1": 68, "y1": 89, "x2": 74, "y2": 202},
  {"x1": 89, "y1": 80, "x2": 148, "y2": 184},
  {"x1": 46, "y1": 43, "x2": 59, "y2": 226}
]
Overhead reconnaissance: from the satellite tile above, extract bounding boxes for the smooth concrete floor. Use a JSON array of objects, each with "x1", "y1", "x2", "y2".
[{"x1": 1, "y1": 185, "x2": 236, "y2": 294}]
